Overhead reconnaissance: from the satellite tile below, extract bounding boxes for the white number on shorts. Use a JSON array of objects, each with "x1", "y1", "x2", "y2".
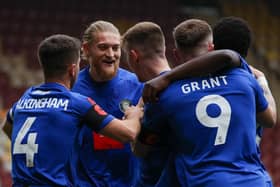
[
  {"x1": 13, "y1": 117, "x2": 38, "y2": 167},
  {"x1": 195, "y1": 95, "x2": 231, "y2": 145}
]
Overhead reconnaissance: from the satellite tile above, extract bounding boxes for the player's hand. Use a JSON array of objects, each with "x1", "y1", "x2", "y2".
[
  {"x1": 250, "y1": 65, "x2": 269, "y2": 89},
  {"x1": 137, "y1": 97, "x2": 144, "y2": 108},
  {"x1": 124, "y1": 105, "x2": 144, "y2": 120},
  {"x1": 142, "y1": 75, "x2": 170, "y2": 103}
]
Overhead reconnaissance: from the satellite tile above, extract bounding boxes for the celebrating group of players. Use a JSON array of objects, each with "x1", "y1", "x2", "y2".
[{"x1": 0, "y1": 16, "x2": 277, "y2": 187}]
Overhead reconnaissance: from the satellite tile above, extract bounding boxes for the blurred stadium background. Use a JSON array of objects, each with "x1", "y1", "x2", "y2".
[{"x1": 0, "y1": 0, "x2": 279, "y2": 186}]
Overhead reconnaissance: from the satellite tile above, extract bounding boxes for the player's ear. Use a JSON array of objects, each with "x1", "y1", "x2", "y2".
[
  {"x1": 129, "y1": 49, "x2": 139, "y2": 64},
  {"x1": 208, "y1": 43, "x2": 214, "y2": 52},
  {"x1": 82, "y1": 42, "x2": 90, "y2": 59},
  {"x1": 68, "y1": 63, "x2": 77, "y2": 78}
]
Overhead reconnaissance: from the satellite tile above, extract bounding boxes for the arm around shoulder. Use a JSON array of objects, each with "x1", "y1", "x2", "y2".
[
  {"x1": 142, "y1": 49, "x2": 240, "y2": 103},
  {"x1": 165, "y1": 49, "x2": 241, "y2": 81}
]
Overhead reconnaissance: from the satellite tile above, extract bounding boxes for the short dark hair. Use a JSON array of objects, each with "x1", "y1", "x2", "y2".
[
  {"x1": 38, "y1": 34, "x2": 81, "y2": 78},
  {"x1": 122, "y1": 22, "x2": 165, "y2": 58},
  {"x1": 213, "y1": 17, "x2": 252, "y2": 58},
  {"x1": 173, "y1": 19, "x2": 212, "y2": 51}
]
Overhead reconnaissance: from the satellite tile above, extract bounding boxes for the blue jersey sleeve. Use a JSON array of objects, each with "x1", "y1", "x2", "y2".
[
  {"x1": 83, "y1": 98, "x2": 115, "y2": 132},
  {"x1": 6, "y1": 102, "x2": 17, "y2": 124},
  {"x1": 6, "y1": 88, "x2": 32, "y2": 124},
  {"x1": 71, "y1": 93, "x2": 115, "y2": 132}
]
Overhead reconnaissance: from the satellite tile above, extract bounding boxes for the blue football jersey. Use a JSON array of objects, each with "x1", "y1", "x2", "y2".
[
  {"x1": 136, "y1": 55, "x2": 257, "y2": 187},
  {"x1": 69, "y1": 67, "x2": 143, "y2": 186},
  {"x1": 144, "y1": 68, "x2": 269, "y2": 187},
  {"x1": 7, "y1": 83, "x2": 114, "y2": 186}
]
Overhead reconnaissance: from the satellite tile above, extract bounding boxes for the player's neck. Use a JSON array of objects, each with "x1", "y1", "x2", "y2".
[
  {"x1": 143, "y1": 58, "x2": 170, "y2": 81},
  {"x1": 44, "y1": 77, "x2": 70, "y2": 89}
]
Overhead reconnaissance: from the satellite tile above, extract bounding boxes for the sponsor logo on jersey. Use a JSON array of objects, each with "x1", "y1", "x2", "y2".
[{"x1": 93, "y1": 132, "x2": 124, "y2": 150}]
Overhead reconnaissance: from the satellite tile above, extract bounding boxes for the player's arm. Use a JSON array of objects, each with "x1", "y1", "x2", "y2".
[
  {"x1": 257, "y1": 109, "x2": 277, "y2": 128},
  {"x1": 84, "y1": 103, "x2": 143, "y2": 143},
  {"x1": 160, "y1": 49, "x2": 240, "y2": 82},
  {"x1": 251, "y1": 66, "x2": 277, "y2": 128},
  {"x1": 132, "y1": 128, "x2": 163, "y2": 158},
  {"x1": 0, "y1": 118, "x2": 12, "y2": 139},
  {"x1": 1, "y1": 117, "x2": 12, "y2": 140},
  {"x1": 143, "y1": 49, "x2": 240, "y2": 103},
  {"x1": 1, "y1": 107, "x2": 15, "y2": 140},
  {"x1": 133, "y1": 101, "x2": 167, "y2": 158},
  {"x1": 132, "y1": 140, "x2": 152, "y2": 158},
  {"x1": 100, "y1": 105, "x2": 143, "y2": 142}
]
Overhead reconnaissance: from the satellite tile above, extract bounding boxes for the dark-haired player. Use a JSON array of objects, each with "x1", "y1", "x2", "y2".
[
  {"x1": 122, "y1": 21, "x2": 275, "y2": 187},
  {"x1": 141, "y1": 17, "x2": 276, "y2": 187},
  {"x1": 1, "y1": 34, "x2": 143, "y2": 186},
  {"x1": 213, "y1": 16, "x2": 276, "y2": 187}
]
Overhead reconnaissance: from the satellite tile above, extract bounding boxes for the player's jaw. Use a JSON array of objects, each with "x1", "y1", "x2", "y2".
[{"x1": 91, "y1": 57, "x2": 119, "y2": 81}]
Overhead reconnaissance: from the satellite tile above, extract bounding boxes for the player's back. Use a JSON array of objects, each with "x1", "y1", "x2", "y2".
[
  {"x1": 9, "y1": 83, "x2": 91, "y2": 186},
  {"x1": 154, "y1": 68, "x2": 268, "y2": 187}
]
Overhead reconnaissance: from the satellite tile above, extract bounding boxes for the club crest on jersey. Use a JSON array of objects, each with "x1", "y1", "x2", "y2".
[{"x1": 119, "y1": 99, "x2": 132, "y2": 113}]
